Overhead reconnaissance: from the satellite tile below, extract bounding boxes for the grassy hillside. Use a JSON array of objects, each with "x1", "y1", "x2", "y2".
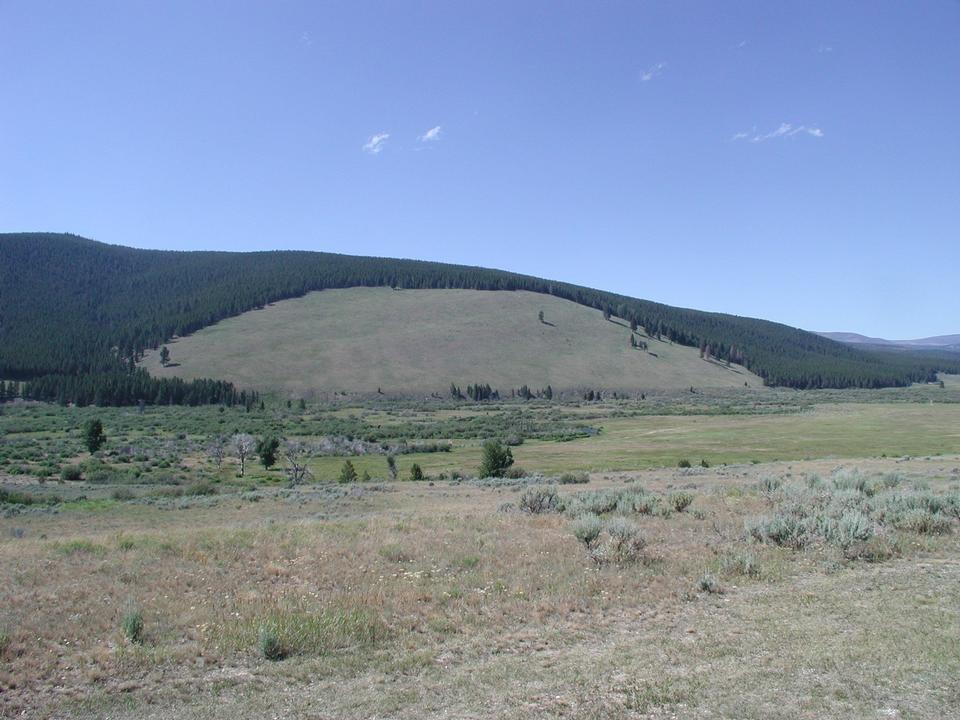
[
  {"x1": 4, "y1": 232, "x2": 959, "y2": 404},
  {"x1": 140, "y1": 288, "x2": 761, "y2": 394}
]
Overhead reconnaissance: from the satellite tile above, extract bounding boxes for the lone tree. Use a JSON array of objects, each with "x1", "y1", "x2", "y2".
[
  {"x1": 283, "y1": 441, "x2": 313, "y2": 485},
  {"x1": 83, "y1": 418, "x2": 106, "y2": 453},
  {"x1": 207, "y1": 435, "x2": 227, "y2": 470},
  {"x1": 409, "y1": 463, "x2": 425, "y2": 481},
  {"x1": 159, "y1": 346, "x2": 171, "y2": 366},
  {"x1": 386, "y1": 455, "x2": 398, "y2": 480},
  {"x1": 256, "y1": 435, "x2": 280, "y2": 468},
  {"x1": 339, "y1": 460, "x2": 358, "y2": 484},
  {"x1": 231, "y1": 433, "x2": 256, "y2": 477},
  {"x1": 479, "y1": 440, "x2": 514, "y2": 478},
  {"x1": 538, "y1": 310, "x2": 545, "y2": 323}
]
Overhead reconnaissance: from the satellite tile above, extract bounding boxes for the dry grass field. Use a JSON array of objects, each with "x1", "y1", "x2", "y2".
[
  {"x1": 2, "y1": 390, "x2": 959, "y2": 719},
  {"x1": 139, "y1": 288, "x2": 762, "y2": 395}
]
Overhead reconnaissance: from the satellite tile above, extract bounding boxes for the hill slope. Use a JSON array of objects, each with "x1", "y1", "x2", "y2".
[
  {"x1": 2, "y1": 232, "x2": 958, "y2": 402},
  {"x1": 140, "y1": 288, "x2": 760, "y2": 395}
]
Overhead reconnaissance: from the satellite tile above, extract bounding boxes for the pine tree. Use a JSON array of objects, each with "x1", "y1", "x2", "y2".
[
  {"x1": 83, "y1": 418, "x2": 106, "y2": 453},
  {"x1": 256, "y1": 435, "x2": 280, "y2": 468},
  {"x1": 339, "y1": 460, "x2": 358, "y2": 484}
]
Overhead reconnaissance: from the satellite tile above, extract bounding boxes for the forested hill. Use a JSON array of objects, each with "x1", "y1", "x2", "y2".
[{"x1": 1, "y1": 232, "x2": 957, "y2": 396}]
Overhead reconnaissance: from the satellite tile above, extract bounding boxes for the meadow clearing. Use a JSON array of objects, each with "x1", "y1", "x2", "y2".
[{"x1": 1, "y1": 384, "x2": 959, "y2": 718}]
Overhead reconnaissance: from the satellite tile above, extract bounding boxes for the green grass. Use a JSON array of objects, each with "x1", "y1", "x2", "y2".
[{"x1": 139, "y1": 288, "x2": 761, "y2": 394}]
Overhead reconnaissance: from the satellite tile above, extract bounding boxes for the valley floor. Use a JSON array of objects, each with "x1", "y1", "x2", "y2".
[
  {"x1": 1, "y1": 390, "x2": 959, "y2": 718},
  {"x1": 2, "y1": 455, "x2": 959, "y2": 719}
]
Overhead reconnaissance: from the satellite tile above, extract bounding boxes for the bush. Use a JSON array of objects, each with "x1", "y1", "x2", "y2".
[
  {"x1": 338, "y1": 460, "x2": 358, "y2": 484},
  {"x1": 183, "y1": 481, "x2": 217, "y2": 496},
  {"x1": 409, "y1": 464, "x2": 425, "y2": 482},
  {"x1": 670, "y1": 491, "x2": 694, "y2": 513},
  {"x1": 698, "y1": 572, "x2": 723, "y2": 594},
  {"x1": 590, "y1": 517, "x2": 646, "y2": 564},
  {"x1": 504, "y1": 466, "x2": 528, "y2": 479},
  {"x1": 757, "y1": 476, "x2": 782, "y2": 494},
  {"x1": 478, "y1": 440, "x2": 514, "y2": 478},
  {"x1": 558, "y1": 472, "x2": 589, "y2": 485},
  {"x1": 257, "y1": 435, "x2": 280, "y2": 469},
  {"x1": 890, "y1": 508, "x2": 953, "y2": 535},
  {"x1": 60, "y1": 465, "x2": 83, "y2": 482},
  {"x1": 820, "y1": 510, "x2": 875, "y2": 549},
  {"x1": 519, "y1": 485, "x2": 560, "y2": 514},
  {"x1": 83, "y1": 419, "x2": 106, "y2": 453},
  {"x1": 677, "y1": 459, "x2": 692, "y2": 469},
  {"x1": 746, "y1": 513, "x2": 810, "y2": 549},
  {"x1": 121, "y1": 609, "x2": 144, "y2": 644},
  {"x1": 571, "y1": 514, "x2": 603, "y2": 547},
  {"x1": 719, "y1": 550, "x2": 761, "y2": 579},
  {"x1": 258, "y1": 626, "x2": 285, "y2": 661},
  {"x1": 111, "y1": 487, "x2": 135, "y2": 501}
]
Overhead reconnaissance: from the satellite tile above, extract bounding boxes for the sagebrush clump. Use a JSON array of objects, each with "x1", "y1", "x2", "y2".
[{"x1": 746, "y1": 468, "x2": 955, "y2": 558}]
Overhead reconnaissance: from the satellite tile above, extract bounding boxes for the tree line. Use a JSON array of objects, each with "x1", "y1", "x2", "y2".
[{"x1": 3, "y1": 232, "x2": 959, "y2": 394}]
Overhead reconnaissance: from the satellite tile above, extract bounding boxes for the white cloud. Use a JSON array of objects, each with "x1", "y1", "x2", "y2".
[
  {"x1": 362, "y1": 132, "x2": 389, "y2": 155},
  {"x1": 418, "y1": 125, "x2": 442, "y2": 143},
  {"x1": 640, "y1": 61, "x2": 667, "y2": 82},
  {"x1": 817, "y1": 44, "x2": 833, "y2": 53},
  {"x1": 732, "y1": 123, "x2": 824, "y2": 143}
]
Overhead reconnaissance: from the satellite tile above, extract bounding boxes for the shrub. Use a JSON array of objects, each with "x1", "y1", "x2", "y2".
[
  {"x1": 519, "y1": 485, "x2": 560, "y2": 514},
  {"x1": 719, "y1": 550, "x2": 761, "y2": 579},
  {"x1": 504, "y1": 466, "x2": 527, "y2": 479},
  {"x1": 757, "y1": 476, "x2": 782, "y2": 494},
  {"x1": 111, "y1": 487, "x2": 135, "y2": 501},
  {"x1": 746, "y1": 513, "x2": 810, "y2": 549},
  {"x1": 821, "y1": 510, "x2": 874, "y2": 549},
  {"x1": 559, "y1": 472, "x2": 590, "y2": 485},
  {"x1": 183, "y1": 481, "x2": 217, "y2": 496},
  {"x1": 83, "y1": 419, "x2": 106, "y2": 453},
  {"x1": 570, "y1": 514, "x2": 603, "y2": 547},
  {"x1": 890, "y1": 508, "x2": 953, "y2": 535},
  {"x1": 698, "y1": 572, "x2": 723, "y2": 594},
  {"x1": 567, "y1": 489, "x2": 621, "y2": 516},
  {"x1": 338, "y1": 460, "x2": 358, "y2": 484},
  {"x1": 479, "y1": 440, "x2": 514, "y2": 478},
  {"x1": 256, "y1": 435, "x2": 280, "y2": 469},
  {"x1": 409, "y1": 464, "x2": 425, "y2": 482},
  {"x1": 258, "y1": 626, "x2": 285, "y2": 661},
  {"x1": 677, "y1": 459, "x2": 692, "y2": 469},
  {"x1": 590, "y1": 517, "x2": 646, "y2": 565},
  {"x1": 121, "y1": 609, "x2": 144, "y2": 644},
  {"x1": 670, "y1": 491, "x2": 694, "y2": 513}
]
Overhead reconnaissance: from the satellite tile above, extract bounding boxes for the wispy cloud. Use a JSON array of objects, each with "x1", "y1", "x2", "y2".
[
  {"x1": 736, "y1": 40, "x2": 748, "y2": 49},
  {"x1": 816, "y1": 43, "x2": 833, "y2": 54},
  {"x1": 640, "y1": 61, "x2": 667, "y2": 82},
  {"x1": 362, "y1": 132, "x2": 389, "y2": 155},
  {"x1": 732, "y1": 123, "x2": 824, "y2": 143},
  {"x1": 418, "y1": 125, "x2": 442, "y2": 143},
  {"x1": 299, "y1": 31, "x2": 312, "y2": 47}
]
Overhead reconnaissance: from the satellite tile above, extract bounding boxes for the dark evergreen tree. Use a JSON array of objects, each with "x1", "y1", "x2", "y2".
[
  {"x1": 256, "y1": 435, "x2": 280, "y2": 468},
  {"x1": 479, "y1": 440, "x2": 514, "y2": 478},
  {"x1": 83, "y1": 418, "x2": 106, "y2": 453}
]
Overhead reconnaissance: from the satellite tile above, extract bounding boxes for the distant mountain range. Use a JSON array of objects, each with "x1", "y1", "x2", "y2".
[{"x1": 818, "y1": 332, "x2": 960, "y2": 353}]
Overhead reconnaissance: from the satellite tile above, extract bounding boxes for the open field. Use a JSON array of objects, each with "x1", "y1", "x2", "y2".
[
  {"x1": 139, "y1": 288, "x2": 762, "y2": 395},
  {"x1": 2, "y1": 385, "x2": 960, "y2": 718}
]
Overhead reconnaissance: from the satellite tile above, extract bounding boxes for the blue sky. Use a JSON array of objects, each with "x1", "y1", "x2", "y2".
[{"x1": 2, "y1": 1, "x2": 958, "y2": 338}]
